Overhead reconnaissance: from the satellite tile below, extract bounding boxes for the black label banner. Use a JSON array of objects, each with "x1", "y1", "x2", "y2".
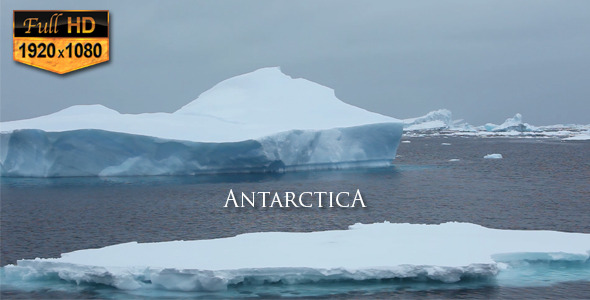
[{"x1": 14, "y1": 11, "x2": 109, "y2": 38}]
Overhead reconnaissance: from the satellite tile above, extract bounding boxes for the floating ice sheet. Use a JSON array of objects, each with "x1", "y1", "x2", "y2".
[{"x1": 3, "y1": 222, "x2": 589, "y2": 293}]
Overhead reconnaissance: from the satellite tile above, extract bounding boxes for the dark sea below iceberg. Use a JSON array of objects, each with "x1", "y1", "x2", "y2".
[{"x1": 1, "y1": 137, "x2": 589, "y2": 299}]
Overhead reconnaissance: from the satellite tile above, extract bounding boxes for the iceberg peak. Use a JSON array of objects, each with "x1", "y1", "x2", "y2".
[
  {"x1": 29, "y1": 104, "x2": 119, "y2": 119},
  {"x1": 173, "y1": 67, "x2": 371, "y2": 130},
  {"x1": 498, "y1": 113, "x2": 523, "y2": 129},
  {"x1": 175, "y1": 67, "x2": 305, "y2": 115}
]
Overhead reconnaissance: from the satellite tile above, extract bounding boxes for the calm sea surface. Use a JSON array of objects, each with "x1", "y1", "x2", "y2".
[{"x1": 1, "y1": 137, "x2": 589, "y2": 299}]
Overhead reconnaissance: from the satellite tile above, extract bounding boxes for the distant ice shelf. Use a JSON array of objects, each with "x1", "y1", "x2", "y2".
[
  {"x1": 402, "y1": 110, "x2": 590, "y2": 139},
  {"x1": 0, "y1": 68, "x2": 403, "y2": 177},
  {"x1": 562, "y1": 132, "x2": 590, "y2": 141},
  {"x1": 2, "y1": 222, "x2": 589, "y2": 293}
]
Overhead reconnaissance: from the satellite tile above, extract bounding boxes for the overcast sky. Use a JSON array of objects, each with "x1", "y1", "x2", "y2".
[{"x1": 2, "y1": 0, "x2": 589, "y2": 125}]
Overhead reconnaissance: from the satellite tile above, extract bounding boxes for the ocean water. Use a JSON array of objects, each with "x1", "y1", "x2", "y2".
[{"x1": 1, "y1": 137, "x2": 589, "y2": 299}]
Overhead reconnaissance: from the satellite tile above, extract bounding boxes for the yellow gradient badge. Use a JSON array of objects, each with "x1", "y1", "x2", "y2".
[{"x1": 13, "y1": 10, "x2": 109, "y2": 74}]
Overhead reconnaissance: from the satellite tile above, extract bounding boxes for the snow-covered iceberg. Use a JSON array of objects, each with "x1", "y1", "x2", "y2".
[
  {"x1": 0, "y1": 67, "x2": 402, "y2": 177},
  {"x1": 2, "y1": 222, "x2": 589, "y2": 294},
  {"x1": 481, "y1": 113, "x2": 537, "y2": 132},
  {"x1": 402, "y1": 109, "x2": 453, "y2": 131},
  {"x1": 402, "y1": 109, "x2": 477, "y2": 133}
]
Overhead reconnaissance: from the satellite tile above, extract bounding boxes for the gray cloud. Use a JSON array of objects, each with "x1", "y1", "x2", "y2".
[{"x1": 2, "y1": 0, "x2": 589, "y2": 125}]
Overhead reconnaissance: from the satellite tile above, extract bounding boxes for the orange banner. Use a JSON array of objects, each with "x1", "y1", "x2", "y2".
[
  {"x1": 13, "y1": 10, "x2": 109, "y2": 74},
  {"x1": 13, "y1": 38, "x2": 109, "y2": 74}
]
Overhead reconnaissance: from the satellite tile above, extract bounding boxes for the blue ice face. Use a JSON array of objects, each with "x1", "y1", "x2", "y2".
[{"x1": 0, "y1": 123, "x2": 402, "y2": 177}]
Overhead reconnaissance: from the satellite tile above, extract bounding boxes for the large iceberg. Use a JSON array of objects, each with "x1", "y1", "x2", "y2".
[
  {"x1": 2, "y1": 222, "x2": 589, "y2": 294},
  {"x1": 0, "y1": 67, "x2": 402, "y2": 177}
]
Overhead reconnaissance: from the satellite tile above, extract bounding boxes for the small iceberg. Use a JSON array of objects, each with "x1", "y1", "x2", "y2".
[{"x1": 484, "y1": 153, "x2": 503, "y2": 159}]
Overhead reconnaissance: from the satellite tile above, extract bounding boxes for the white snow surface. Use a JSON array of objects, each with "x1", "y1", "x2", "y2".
[
  {"x1": 0, "y1": 67, "x2": 397, "y2": 143},
  {"x1": 4, "y1": 222, "x2": 590, "y2": 291}
]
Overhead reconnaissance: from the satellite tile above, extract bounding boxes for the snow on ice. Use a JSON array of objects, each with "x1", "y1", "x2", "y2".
[{"x1": 2, "y1": 222, "x2": 589, "y2": 292}]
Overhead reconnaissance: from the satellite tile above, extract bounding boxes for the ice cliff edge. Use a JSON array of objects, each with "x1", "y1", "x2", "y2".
[{"x1": 0, "y1": 67, "x2": 402, "y2": 177}]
